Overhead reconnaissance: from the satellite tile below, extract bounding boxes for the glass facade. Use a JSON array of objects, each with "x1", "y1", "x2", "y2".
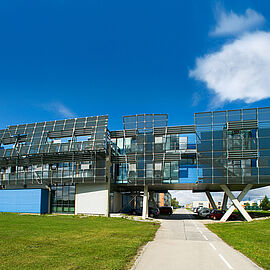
[
  {"x1": 1, "y1": 107, "x2": 270, "y2": 188},
  {"x1": 111, "y1": 114, "x2": 197, "y2": 185},
  {"x1": 195, "y1": 107, "x2": 270, "y2": 185}
]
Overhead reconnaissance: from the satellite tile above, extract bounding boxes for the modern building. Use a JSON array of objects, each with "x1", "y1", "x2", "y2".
[
  {"x1": 154, "y1": 192, "x2": 172, "y2": 207},
  {"x1": 0, "y1": 107, "x2": 270, "y2": 221}
]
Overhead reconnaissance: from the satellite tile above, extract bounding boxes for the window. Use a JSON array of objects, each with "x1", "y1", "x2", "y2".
[
  {"x1": 155, "y1": 136, "x2": 163, "y2": 144},
  {"x1": 155, "y1": 163, "x2": 162, "y2": 171},
  {"x1": 51, "y1": 185, "x2": 75, "y2": 213}
]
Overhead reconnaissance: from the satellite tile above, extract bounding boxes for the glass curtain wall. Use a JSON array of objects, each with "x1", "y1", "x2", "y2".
[
  {"x1": 258, "y1": 107, "x2": 270, "y2": 184},
  {"x1": 122, "y1": 114, "x2": 168, "y2": 185},
  {"x1": 195, "y1": 108, "x2": 268, "y2": 184},
  {"x1": 113, "y1": 114, "x2": 197, "y2": 185}
]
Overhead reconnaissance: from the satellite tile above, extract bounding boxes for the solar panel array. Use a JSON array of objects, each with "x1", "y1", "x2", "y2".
[{"x1": 0, "y1": 115, "x2": 108, "y2": 159}]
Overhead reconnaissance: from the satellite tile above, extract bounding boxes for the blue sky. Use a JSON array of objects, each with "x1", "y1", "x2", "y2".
[
  {"x1": 1, "y1": 0, "x2": 270, "y2": 132},
  {"x1": 1, "y1": 0, "x2": 270, "y2": 203}
]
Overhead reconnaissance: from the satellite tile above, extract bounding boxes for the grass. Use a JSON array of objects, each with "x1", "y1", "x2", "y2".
[
  {"x1": 207, "y1": 218, "x2": 270, "y2": 270},
  {"x1": 0, "y1": 213, "x2": 159, "y2": 270}
]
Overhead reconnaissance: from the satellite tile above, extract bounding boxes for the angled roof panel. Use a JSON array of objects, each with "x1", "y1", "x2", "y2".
[{"x1": 0, "y1": 115, "x2": 109, "y2": 159}]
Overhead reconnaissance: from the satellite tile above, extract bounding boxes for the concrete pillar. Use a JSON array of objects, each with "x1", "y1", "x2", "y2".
[
  {"x1": 105, "y1": 181, "x2": 110, "y2": 217},
  {"x1": 113, "y1": 191, "x2": 122, "y2": 212},
  {"x1": 47, "y1": 187, "x2": 51, "y2": 214},
  {"x1": 220, "y1": 184, "x2": 253, "y2": 222},
  {"x1": 205, "y1": 191, "x2": 217, "y2": 210},
  {"x1": 221, "y1": 193, "x2": 228, "y2": 210},
  {"x1": 105, "y1": 146, "x2": 112, "y2": 217},
  {"x1": 142, "y1": 185, "x2": 149, "y2": 219}
]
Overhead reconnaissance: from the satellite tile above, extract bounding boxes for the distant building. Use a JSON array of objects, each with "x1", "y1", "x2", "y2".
[
  {"x1": 192, "y1": 201, "x2": 222, "y2": 209},
  {"x1": 192, "y1": 201, "x2": 209, "y2": 208},
  {"x1": 155, "y1": 192, "x2": 172, "y2": 207}
]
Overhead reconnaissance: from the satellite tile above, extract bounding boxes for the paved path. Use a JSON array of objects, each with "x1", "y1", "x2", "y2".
[{"x1": 134, "y1": 208, "x2": 261, "y2": 270}]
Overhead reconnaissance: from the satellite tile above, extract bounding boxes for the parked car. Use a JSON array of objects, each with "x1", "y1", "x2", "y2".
[
  {"x1": 198, "y1": 208, "x2": 211, "y2": 218},
  {"x1": 132, "y1": 207, "x2": 160, "y2": 218},
  {"x1": 193, "y1": 207, "x2": 202, "y2": 213},
  {"x1": 210, "y1": 210, "x2": 237, "y2": 220},
  {"x1": 159, "y1": 206, "x2": 173, "y2": 215},
  {"x1": 197, "y1": 207, "x2": 208, "y2": 215}
]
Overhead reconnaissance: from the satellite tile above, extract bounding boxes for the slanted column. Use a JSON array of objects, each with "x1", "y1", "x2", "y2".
[
  {"x1": 220, "y1": 184, "x2": 252, "y2": 222},
  {"x1": 142, "y1": 185, "x2": 149, "y2": 219},
  {"x1": 205, "y1": 191, "x2": 217, "y2": 210},
  {"x1": 221, "y1": 193, "x2": 228, "y2": 210}
]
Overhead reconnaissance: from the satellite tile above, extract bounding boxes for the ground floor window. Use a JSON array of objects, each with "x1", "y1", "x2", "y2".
[{"x1": 51, "y1": 185, "x2": 75, "y2": 213}]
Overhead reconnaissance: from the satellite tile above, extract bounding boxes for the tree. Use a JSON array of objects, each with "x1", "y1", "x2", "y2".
[
  {"x1": 252, "y1": 202, "x2": 258, "y2": 207},
  {"x1": 260, "y1": 196, "x2": 270, "y2": 210},
  {"x1": 171, "y1": 197, "x2": 180, "y2": 208},
  {"x1": 244, "y1": 202, "x2": 250, "y2": 207}
]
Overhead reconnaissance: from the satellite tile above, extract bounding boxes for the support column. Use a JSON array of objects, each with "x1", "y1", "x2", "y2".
[
  {"x1": 104, "y1": 181, "x2": 110, "y2": 217},
  {"x1": 113, "y1": 192, "x2": 122, "y2": 213},
  {"x1": 220, "y1": 184, "x2": 253, "y2": 222},
  {"x1": 221, "y1": 193, "x2": 228, "y2": 211},
  {"x1": 47, "y1": 187, "x2": 51, "y2": 214},
  {"x1": 105, "y1": 145, "x2": 112, "y2": 217},
  {"x1": 205, "y1": 191, "x2": 217, "y2": 210},
  {"x1": 142, "y1": 185, "x2": 149, "y2": 219}
]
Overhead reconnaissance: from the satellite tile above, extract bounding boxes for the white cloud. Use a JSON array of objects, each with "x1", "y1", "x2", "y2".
[
  {"x1": 211, "y1": 8, "x2": 265, "y2": 36},
  {"x1": 191, "y1": 92, "x2": 201, "y2": 107},
  {"x1": 189, "y1": 31, "x2": 270, "y2": 105},
  {"x1": 43, "y1": 102, "x2": 76, "y2": 118}
]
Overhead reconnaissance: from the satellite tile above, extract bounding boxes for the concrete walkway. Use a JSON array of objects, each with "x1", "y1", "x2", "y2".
[{"x1": 134, "y1": 208, "x2": 261, "y2": 270}]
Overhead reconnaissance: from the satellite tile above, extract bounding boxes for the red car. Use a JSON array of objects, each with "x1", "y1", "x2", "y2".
[{"x1": 210, "y1": 210, "x2": 237, "y2": 220}]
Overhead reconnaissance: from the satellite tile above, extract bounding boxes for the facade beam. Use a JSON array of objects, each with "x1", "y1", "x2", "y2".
[{"x1": 220, "y1": 184, "x2": 253, "y2": 222}]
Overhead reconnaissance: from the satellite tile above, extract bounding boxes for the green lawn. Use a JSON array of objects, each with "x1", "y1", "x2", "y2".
[
  {"x1": 207, "y1": 219, "x2": 270, "y2": 270},
  {"x1": 0, "y1": 213, "x2": 159, "y2": 270}
]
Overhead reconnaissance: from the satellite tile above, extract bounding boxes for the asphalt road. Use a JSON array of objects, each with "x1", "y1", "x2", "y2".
[{"x1": 134, "y1": 208, "x2": 261, "y2": 270}]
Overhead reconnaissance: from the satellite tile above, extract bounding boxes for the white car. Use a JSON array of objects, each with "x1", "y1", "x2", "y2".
[{"x1": 198, "y1": 208, "x2": 211, "y2": 218}]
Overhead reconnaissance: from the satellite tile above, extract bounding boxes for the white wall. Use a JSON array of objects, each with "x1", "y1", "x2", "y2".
[
  {"x1": 75, "y1": 183, "x2": 109, "y2": 215},
  {"x1": 192, "y1": 201, "x2": 209, "y2": 208}
]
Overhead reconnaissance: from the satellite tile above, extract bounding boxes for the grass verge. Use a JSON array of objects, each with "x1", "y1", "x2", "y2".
[
  {"x1": 207, "y1": 219, "x2": 270, "y2": 270},
  {"x1": 0, "y1": 213, "x2": 159, "y2": 270}
]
